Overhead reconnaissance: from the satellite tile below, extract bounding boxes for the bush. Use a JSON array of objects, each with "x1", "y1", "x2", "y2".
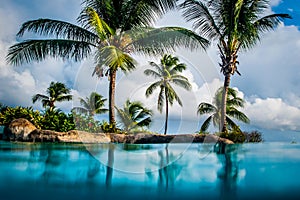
[
  {"x1": 73, "y1": 114, "x2": 103, "y2": 133},
  {"x1": 0, "y1": 106, "x2": 42, "y2": 128},
  {"x1": 100, "y1": 121, "x2": 123, "y2": 134},
  {"x1": 39, "y1": 109, "x2": 75, "y2": 132},
  {"x1": 244, "y1": 130, "x2": 263, "y2": 143},
  {"x1": 219, "y1": 129, "x2": 263, "y2": 143}
]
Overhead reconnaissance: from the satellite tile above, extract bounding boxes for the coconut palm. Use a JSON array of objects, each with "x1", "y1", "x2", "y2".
[
  {"x1": 197, "y1": 87, "x2": 249, "y2": 133},
  {"x1": 7, "y1": 0, "x2": 209, "y2": 125},
  {"x1": 180, "y1": 0, "x2": 291, "y2": 132},
  {"x1": 32, "y1": 81, "x2": 72, "y2": 111},
  {"x1": 116, "y1": 99, "x2": 152, "y2": 133},
  {"x1": 72, "y1": 92, "x2": 108, "y2": 116},
  {"x1": 145, "y1": 54, "x2": 192, "y2": 135}
]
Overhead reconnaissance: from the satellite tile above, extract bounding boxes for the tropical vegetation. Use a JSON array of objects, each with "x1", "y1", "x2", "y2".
[
  {"x1": 197, "y1": 87, "x2": 249, "y2": 133},
  {"x1": 32, "y1": 81, "x2": 72, "y2": 111},
  {"x1": 7, "y1": 0, "x2": 208, "y2": 126},
  {"x1": 72, "y1": 92, "x2": 108, "y2": 116},
  {"x1": 116, "y1": 99, "x2": 152, "y2": 133},
  {"x1": 144, "y1": 54, "x2": 191, "y2": 135},
  {"x1": 180, "y1": 0, "x2": 291, "y2": 132}
]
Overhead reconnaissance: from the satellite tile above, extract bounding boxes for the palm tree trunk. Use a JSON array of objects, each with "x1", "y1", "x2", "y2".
[
  {"x1": 164, "y1": 90, "x2": 169, "y2": 135},
  {"x1": 220, "y1": 73, "x2": 231, "y2": 133},
  {"x1": 109, "y1": 69, "x2": 117, "y2": 125}
]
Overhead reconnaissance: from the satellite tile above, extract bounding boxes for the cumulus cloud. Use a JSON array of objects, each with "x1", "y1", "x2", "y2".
[{"x1": 243, "y1": 98, "x2": 300, "y2": 131}]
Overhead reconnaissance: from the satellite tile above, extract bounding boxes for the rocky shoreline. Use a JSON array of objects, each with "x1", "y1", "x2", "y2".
[{"x1": 1, "y1": 118, "x2": 233, "y2": 145}]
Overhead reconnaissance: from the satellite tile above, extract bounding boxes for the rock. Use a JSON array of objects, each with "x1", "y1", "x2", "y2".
[
  {"x1": 6, "y1": 118, "x2": 37, "y2": 141},
  {"x1": 108, "y1": 133, "x2": 233, "y2": 144},
  {"x1": 28, "y1": 130, "x2": 111, "y2": 143}
]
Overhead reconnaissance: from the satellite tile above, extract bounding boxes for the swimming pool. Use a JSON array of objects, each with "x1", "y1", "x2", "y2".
[{"x1": 0, "y1": 141, "x2": 300, "y2": 200}]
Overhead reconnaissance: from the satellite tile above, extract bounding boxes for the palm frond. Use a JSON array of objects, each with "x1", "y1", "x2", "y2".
[
  {"x1": 197, "y1": 102, "x2": 216, "y2": 115},
  {"x1": 83, "y1": 7, "x2": 115, "y2": 40},
  {"x1": 180, "y1": 0, "x2": 221, "y2": 39},
  {"x1": 72, "y1": 107, "x2": 89, "y2": 115},
  {"x1": 7, "y1": 39, "x2": 92, "y2": 66},
  {"x1": 226, "y1": 116, "x2": 240, "y2": 131},
  {"x1": 157, "y1": 86, "x2": 165, "y2": 112},
  {"x1": 166, "y1": 84, "x2": 182, "y2": 106},
  {"x1": 144, "y1": 69, "x2": 161, "y2": 78},
  {"x1": 171, "y1": 77, "x2": 192, "y2": 91},
  {"x1": 200, "y1": 115, "x2": 213, "y2": 132},
  {"x1": 227, "y1": 108, "x2": 250, "y2": 124},
  {"x1": 17, "y1": 18, "x2": 98, "y2": 44},
  {"x1": 132, "y1": 26, "x2": 209, "y2": 56},
  {"x1": 56, "y1": 95, "x2": 73, "y2": 102},
  {"x1": 32, "y1": 94, "x2": 49, "y2": 105},
  {"x1": 97, "y1": 46, "x2": 136, "y2": 72},
  {"x1": 145, "y1": 81, "x2": 162, "y2": 97}
]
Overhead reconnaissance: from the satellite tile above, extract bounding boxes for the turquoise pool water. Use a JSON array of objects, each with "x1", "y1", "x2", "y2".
[{"x1": 0, "y1": 141, "x2": 300, "y2": 200}]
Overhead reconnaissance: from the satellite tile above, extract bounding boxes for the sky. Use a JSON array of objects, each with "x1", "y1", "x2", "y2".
[{"x1": 0, "y1": 0, "x2": 300, "y2": 141}]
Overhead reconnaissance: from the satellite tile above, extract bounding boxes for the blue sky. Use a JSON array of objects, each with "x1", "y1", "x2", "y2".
[{"x1": 0, "y1": 0, "x2": 300, "y2": 141}]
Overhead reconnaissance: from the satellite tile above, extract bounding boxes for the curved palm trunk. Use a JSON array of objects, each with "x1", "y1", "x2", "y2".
[
  {"x1": 164, "y1": 90, "x2": 169, "y2": 135},
  {"x1": 221, "y1": 74, "x2": 231, "y2": 133},
  {"x1": 109, "y1": 70, "x2": 117, "y2": 125}
]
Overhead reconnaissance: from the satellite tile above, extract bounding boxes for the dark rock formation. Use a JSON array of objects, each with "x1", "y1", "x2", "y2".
[
  {"x1": 3, "y1": 118, "x2": 233, "y2": 145},
  {"x1": 109, "y1": 133, "x2": 233, "y2": 144}
]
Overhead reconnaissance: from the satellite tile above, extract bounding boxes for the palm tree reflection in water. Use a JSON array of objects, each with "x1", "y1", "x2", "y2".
[{"x1": 217, "y1": 145, "x2": 240, "y2": 199}]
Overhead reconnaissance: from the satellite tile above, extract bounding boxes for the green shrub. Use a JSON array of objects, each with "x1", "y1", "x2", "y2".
[
  {"x1": 39, "y1": 109, "x2": 75, "y2": 132},
  {"x1": 73, "y1": 114, "x2": 103, "y2": 133},
  {"x1": 100, "y1": 121, "x2": 123, "y2": 134},
  {"x1": 0, "y1": 106, "x2": 42, "y2": 128},
  {"x1": 244, "y1": 130, "x2": 263, "y2": 143}
]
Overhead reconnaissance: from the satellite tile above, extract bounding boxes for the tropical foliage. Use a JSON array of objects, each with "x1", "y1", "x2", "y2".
[
  {"x1": 72, "y1": 92, "x2": 108, "y2": 116},
  {"x1": 0, "y1": 106, "x2": 42, "y2": 128},
  {"x1": 116, "y1": 99, "x2": 152, "y2": 133},
  {"x1": 145, "y1": 54, "x2": 191, "y2": 135},
  {"x1": 7, "y1": 0, "x2": 209, "y2": 126},
  {"x1": 32, "y1": 81, "x2": 72, "y2": 111},
  {"x1": 197, "y1": 87, "x2": 249, "y2": 133},
  {"x1": 180, "y1": 0, "x2": 291, "y2": 132},
  {"x1": 39, "y1": 109, "x2": 75, "y2": 132}
]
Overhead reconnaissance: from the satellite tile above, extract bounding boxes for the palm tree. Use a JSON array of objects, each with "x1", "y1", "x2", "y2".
[
  {"x1": 180, "y1": 0, "x2": 291, "y2": 132},
  {"x1": 197, "y1": 87, "x2": 249, "y2": 133},
  {"x1": 32, "y1": 81, "x2": 72, "y2": 111},
  {"x1": 72, "y1": 92, "x2": 108, "y2": 116},
  {"x1": 7, "y1": 0, "x2": 209, "y2": 125},
  {"x1": 115, "y1": 99, "x2": 152, "y2": 133},
  {"x1": 145, "y1": 54, "x2": 191, "y2": 135}
]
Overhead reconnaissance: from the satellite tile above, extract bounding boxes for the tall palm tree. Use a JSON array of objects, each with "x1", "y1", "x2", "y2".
[
  {"x1": 145, "y1": 54, "x2": 191, "y2": 135},
  {"x1": 197, "y1": 87, "x2": 249, "y2": 132},
  {"x1": 32, "y1": 81, "x2": 72, "y2": 111},
  {"x1": 7, "y1": 0, "x2": 209, "y2": 125},
  {"x1": 115, "y1": 99, "x2": 152, "y2": 133},
  {"x1": 180, "y1": 0, "x2": 291, "y2": 132},
  {"x1": 72, "y1": 92, "x2": 108, "y2": 116}
]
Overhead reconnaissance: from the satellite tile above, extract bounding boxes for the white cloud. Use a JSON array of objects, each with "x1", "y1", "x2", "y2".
[
  {"x1": 243, "y1": 98, "x2": 300, "y2": 131},
  {"x1": 269, "y1": 0, "x2": 282, "y2": 7}
]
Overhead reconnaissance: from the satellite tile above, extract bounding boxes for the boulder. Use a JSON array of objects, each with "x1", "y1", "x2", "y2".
[
  {"x1": 28, "y1": 130, "x2": 111, "y2": 143},
  {"x1": 6, "y1": 118, "x2": 37, "y2": 141},
  {"x1": 108, "y1": 133, "x2": 233, "y2": 144}
]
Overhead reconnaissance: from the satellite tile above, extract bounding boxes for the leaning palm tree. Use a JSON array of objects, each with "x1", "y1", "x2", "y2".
[
  {"x1": 180, "y1": 0, "x2": 291, "y2": 132},
  {"x1": 32, "y1": 81, "x2": 72, "y2": 111},
  {"x1": 145, "y1": 54, "x2": 192, "y2": 135},
  {"x1": 72, "y1": 92, "x2": 108, "y2": 116},
  {"x1": 197, "y1": 87, "x2": 249, "y2": 133},
  {"x1": 115, "y1": 99, "x2": 152, "y2": 133},
  {"x1": 7, "y1": 0, "x2": 209, "y2": 125}
]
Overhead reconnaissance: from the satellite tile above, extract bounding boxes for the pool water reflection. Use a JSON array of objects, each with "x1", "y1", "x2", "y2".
[{"x1": 0, "y1": 142, "x2": 300, "y2": 200}]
